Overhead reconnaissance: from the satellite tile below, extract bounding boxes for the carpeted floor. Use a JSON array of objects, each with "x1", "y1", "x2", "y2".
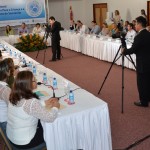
[{"x1": 1, "y1": 47, "x2": 149, "y2": 150}]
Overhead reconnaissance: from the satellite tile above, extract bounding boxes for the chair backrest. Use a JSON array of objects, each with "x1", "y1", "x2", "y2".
[
  {"x1": 0, "y1": 127, "x2": 12, "y2": 150},
  {"x1": 0, "y1": 127, "x2": 46, "y2": 150}
]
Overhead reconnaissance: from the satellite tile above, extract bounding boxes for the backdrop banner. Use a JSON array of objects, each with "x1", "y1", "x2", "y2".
[{"x1": 0, "y1": 0, "x2": 46, "y2": 27}]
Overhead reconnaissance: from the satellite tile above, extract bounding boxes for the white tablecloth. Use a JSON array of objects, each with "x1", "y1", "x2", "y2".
[
  {"x1": 0, "y1": 32, "x2": 136, "y2": 70},
  {"x1": 0, "y1": 40, "x2": 112, "y2": 150},
  {"x1": 60, "y1": 31, "x2": 136, "y2": 70}
]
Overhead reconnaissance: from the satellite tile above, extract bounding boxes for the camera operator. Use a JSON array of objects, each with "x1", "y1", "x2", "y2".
[
  {"x1": 48, "y1": 16, "x2": 61, "y2": 61},
  {"x1": 122, "y1": 16, "x2": 150, "y2": 107}
]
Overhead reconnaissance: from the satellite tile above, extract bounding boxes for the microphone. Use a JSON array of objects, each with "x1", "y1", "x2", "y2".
[{"x1": 37, "y1": 82, "x2": 56, "y2": 98}]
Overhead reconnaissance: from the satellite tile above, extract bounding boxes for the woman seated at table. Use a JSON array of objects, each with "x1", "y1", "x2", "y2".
[
  {"x1": 109, "y1": 23, "x2": 120, "y2": 38},
  {"x1": 5, "y1": 25, "x2": 14, "y2": 36},
  {"x1": 101, "y1": 22, "x2": 110, "y2": 36},
  {"x1": 123, "y1": 21, "x2": 129, "y2": 33},
  {"x1": 3, "y1": 58, "x2": 18, "y2": 88},
  {"x1": 0, "y1": 50, "x2": 2, "y2": 60},
  {"x1": 6, "y1": 70, "x2": 60, "y2": 149},
  {"x1": 32, "y1": 23, "x2": 43, "y2": 34},
  {"x1": 0, "y1": 60, "x2": 11, "y2": 132}
]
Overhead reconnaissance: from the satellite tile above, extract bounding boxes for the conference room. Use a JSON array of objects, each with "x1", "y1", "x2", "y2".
[{"x1": 0, "y1": 0, "x2": 150, "y2": 150}]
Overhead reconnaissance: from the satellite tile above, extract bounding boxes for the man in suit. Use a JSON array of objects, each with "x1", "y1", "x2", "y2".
[
  {"x1": 49, "y1": 16, "x2": 61, "y2": 61},
  {"x1": 70, "y1": 20, "x2": 77, "y2": 30},
  {"x1": 122, "y1": 16, "x2": 150, "y2": 107}
]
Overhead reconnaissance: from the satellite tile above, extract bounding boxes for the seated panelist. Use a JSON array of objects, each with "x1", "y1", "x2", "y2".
[
  {"x1": 6, "y1": 71, "x2": 60, "y2": 149},
  {"x1": 32, "y1": 23, "x2": 43, "y2": 34},
  {"x1": 18, "y1": 22, "x2": 28, "y2": 35}
]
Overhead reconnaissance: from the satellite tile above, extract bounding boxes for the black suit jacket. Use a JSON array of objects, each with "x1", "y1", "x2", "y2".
[
  {"x1": 49, "y1": 21, "x2": 61, "y2": 41},
  {"x1": 123, "y1": 29, "x2": 150, "y2": 73},
  {"x1": 70, "y1": 24, "x2": 77, "y2": 30}
]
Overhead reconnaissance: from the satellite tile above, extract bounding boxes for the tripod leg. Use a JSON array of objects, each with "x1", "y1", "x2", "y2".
[
  {"x1": 121, "y1": 54, "x2": 125, "y2": 113},
  {"x1": 43, "y1": 49, "x2": 46, "y2": 64},
  {"x1": 36, "y1": 31, "x2": 47, "y2": 59},
  {"x1": 36, "y1": 49, "x2": 40, "y2": 58},
  {"x1": 98, "y1": 46, "x2": 122, "y2": 94},
  {"x1": 129, "y1": 55, "x2": 136, "y2": 69}
]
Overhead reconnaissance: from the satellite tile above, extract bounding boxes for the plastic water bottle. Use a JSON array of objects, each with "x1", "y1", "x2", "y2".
[
  {"x1": 28, "y1": 61, "x2": 32, "y2": 70},
  {"x1": 53, "y1": 78, "x2": 57, "y2": 89},
  {"x1": 43, "y1": 73, "x2": 47, "y2": 84},
  {"x1": 9, "y1": 49, "x2": 12, "y2": 56},
  {"x1": 22, "y1": 58, "x2": 26, "y2": 65},
  {"x1": 19, "y1": 54, "x2": 22, "y2": 61},
  {"x1": 69, "y1": 90, "x2": 74, "y2": 104},
  {"x1": 32, "y1": 66, "x2": 36, "y2": 75},
  {"x1": 14, "y1": 51, "x2": 17, "y2": 58}
]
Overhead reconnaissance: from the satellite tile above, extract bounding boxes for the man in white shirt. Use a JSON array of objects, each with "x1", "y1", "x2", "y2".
[
  {"x1": 76, "y1": 20, "x2": 89, "y2": 34},
  {"x1": 125, "y1": 23, "x2": 136, "y2": 43},
  {"x1": 90, "y1": 21, "x2": 101, "y2": 35},
  {"x1": 32, "y1": 23, "x2": 43, "y2": 34}
]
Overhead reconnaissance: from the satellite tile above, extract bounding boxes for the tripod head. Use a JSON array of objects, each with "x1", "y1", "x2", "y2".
[{"x1": 120, "y1": 32, "x2": 127, "y2": 49}]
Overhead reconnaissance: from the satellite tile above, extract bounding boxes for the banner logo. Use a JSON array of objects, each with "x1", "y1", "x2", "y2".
[{"x1": 25, "y1": 0, "x2": 42, "y2": 17}]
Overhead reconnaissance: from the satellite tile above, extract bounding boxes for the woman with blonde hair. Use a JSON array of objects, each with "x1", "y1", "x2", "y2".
[
  {"x1": 101, "y1": 22, "x2": 110, "y2": 36},
  {"x1": 114, "y1": 10, "x2": 121, "y2": 25}
]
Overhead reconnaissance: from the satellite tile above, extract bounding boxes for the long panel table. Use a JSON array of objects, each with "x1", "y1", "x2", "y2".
[
  {"x1": 60, "y1": 31, "x2": 136, "y2": 70},
  {"x1": 0, "y1": 31, "x2": 136, "y2": 70},
  {"x1": 0, "y1": 40, "x2": 112, "y2": 150}
]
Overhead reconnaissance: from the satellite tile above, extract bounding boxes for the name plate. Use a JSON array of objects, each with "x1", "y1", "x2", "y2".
[
  {"x1": 115, "y1": 39, "x2": 120, "y2": 43},
  {"x1": 107, "y1": 38, "x2": 112, "y2": 42},
  {"x1": 92, "y1": 36, "x2": 97, "y2": 39}
]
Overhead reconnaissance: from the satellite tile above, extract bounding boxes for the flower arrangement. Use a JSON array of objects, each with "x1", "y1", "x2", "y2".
[{"x1": 14, "y1": 34, "x2": 47, "y2": 52}]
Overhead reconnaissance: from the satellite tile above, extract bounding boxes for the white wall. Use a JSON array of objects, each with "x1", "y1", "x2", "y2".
[
  {"x1": 48, "y1": 0, "x2": 84, "y2": 29},
  {"x1": 48, "y1": 0, "x2": 148, "y2": 28}
]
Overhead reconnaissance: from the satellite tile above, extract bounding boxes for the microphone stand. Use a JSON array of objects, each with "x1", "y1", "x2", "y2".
[{"x1": 37, "y1": 82, "x2": 55, "y2": 98}]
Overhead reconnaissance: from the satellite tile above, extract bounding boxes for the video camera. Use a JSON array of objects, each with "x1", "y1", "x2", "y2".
[
  {"x1": 112, "y1": 31, "x2": 127, "y2": 49},
  {"x1": 42, "y1": 23, "x2": 50, "y2": 32},
  {"x1": 120, "y1": 32, "x2": 127, "y2": 49}
]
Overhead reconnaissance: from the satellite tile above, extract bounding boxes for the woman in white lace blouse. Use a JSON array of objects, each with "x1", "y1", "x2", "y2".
[
  {"x1": 6, "y1": 70, "x2": 60, "y2": 149},
  {"x1": 0, "y1": 60, "x2": 11, "y2": 132}
]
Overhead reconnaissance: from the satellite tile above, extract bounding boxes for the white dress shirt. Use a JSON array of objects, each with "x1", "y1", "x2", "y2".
[
  {"x1": 79, "y1": 25, "x2": 89, "y2": 34},
  {"x1": 125, "y1": 29, "x2": 137, "y2": 42}
]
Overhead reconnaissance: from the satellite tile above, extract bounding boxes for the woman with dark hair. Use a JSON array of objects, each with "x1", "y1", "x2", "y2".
[
  {"x1": 3, "y1": 58, "x2": 16, "y2": 88},
  {"x1": 5, "y1": 25, "x2": 14, "y2": 36},
  {"x1": 0, "y1": 50, "x2": 2, "y2": 60},
  {"x1": 123, "y1": 21, "x2": 130, "y2": 32},
  {"x1": 141, "y1": 9, "x2": 147, "y2": 19},
  {"x1": 7, "y1": 70, "x2": 60, "y2": 149},
  {"x1": 0, "y1": 60, "x2": 11, "y2": 132},
  {"x1": 32, "y1": 23, "x2": 43, "y2": 34}
]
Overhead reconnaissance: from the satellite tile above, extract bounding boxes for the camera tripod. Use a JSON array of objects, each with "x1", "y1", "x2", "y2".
[
  {"x1": 36, "y1": 29, "x2": 51, "y2": 64},
  {"x1": 98, "y1": 45, "x2": 136, "y2": 113}
]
